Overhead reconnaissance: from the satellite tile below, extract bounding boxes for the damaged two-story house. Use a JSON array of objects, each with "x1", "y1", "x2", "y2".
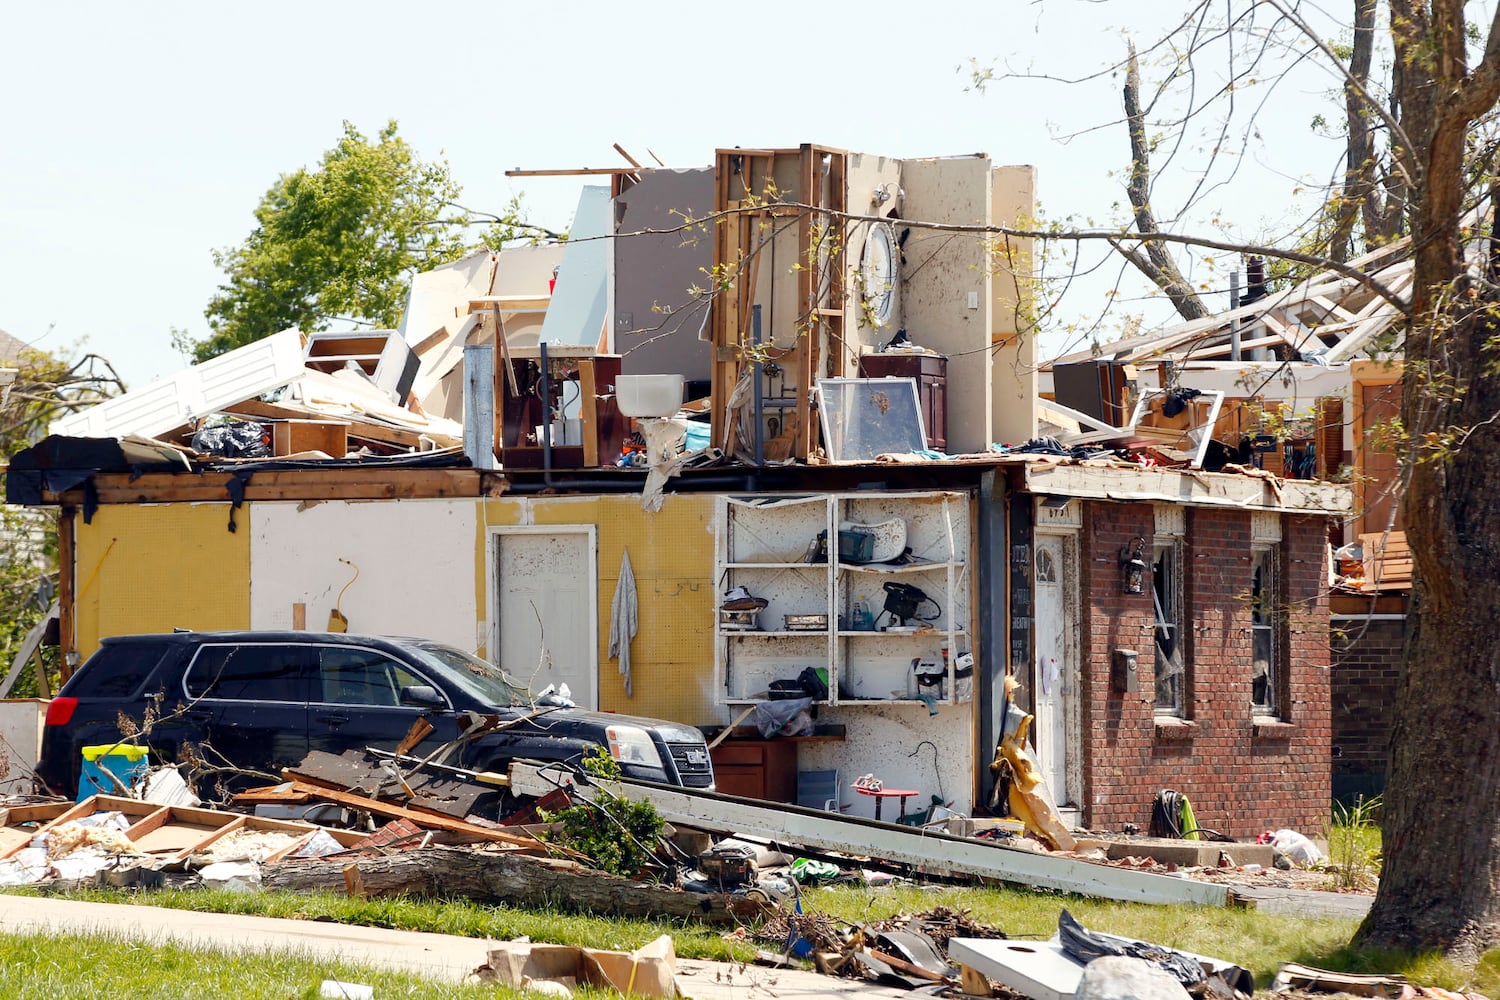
[{"x1": 7, "y1": 142, "x2": 1350, "y2": 836}]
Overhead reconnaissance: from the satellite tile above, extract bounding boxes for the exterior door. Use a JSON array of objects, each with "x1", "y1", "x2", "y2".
[
  {"x1": 1032, "y1": 534, "x2": 1075, "y2": 807},
  {"x1": 492, "y1": 528, "x2": 598, "y2": 709}
]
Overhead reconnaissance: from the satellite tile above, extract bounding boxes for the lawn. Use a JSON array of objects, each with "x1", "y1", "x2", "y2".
[
  {"x1": 12, "y1": 880, "x2": 1499, "y2": 997},
  {"x1": 0, "y1": 928, "x2": 508, "y2": 1000}
]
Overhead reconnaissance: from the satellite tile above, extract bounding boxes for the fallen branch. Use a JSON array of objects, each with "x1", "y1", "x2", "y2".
[{"x1": 262, "y1": 844, "x2": 769, "y2": 925}]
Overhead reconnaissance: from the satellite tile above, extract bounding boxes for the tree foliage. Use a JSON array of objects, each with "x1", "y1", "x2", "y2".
[{"x1": 191, "y1": 121, "x2": 473, "y2": 362}]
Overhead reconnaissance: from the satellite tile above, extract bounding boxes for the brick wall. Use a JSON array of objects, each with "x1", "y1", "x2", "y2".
[
  {"x1": 1078, "y1": 503, "x2": 1331, "y2": 837},
  {"x1": 1331, "y1": 615, "x2": 1404, "y2": 801}
]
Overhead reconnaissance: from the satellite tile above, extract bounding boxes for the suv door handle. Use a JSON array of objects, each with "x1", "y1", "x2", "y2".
[{"x1": 315, "y1": 714, "x2": 349, "y2": 726}]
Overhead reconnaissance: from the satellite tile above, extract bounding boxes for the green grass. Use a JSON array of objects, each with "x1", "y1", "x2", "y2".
[
  {"x1": 13, "y1": 881, "x2": 1499, "y2": 997},
  {"x1": 0, "y1": 928, "x2": 509, "y2": 999}
]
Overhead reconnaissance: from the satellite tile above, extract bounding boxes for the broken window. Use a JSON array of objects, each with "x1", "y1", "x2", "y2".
[
  {"x1": 1152, "y1": 540, "x2": 1185, "y2": 716},
  {"x1": 1250, "y1": 545, "x2": 1280, "y2": 717}
]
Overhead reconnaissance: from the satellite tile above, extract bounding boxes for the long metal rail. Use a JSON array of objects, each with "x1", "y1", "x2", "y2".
[{"x1": 509, "y1": 764, "x2": 1227, "y2": 907}]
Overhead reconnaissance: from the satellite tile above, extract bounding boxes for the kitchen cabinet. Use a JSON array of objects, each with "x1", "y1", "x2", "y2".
[{"x1": 708, "y1": 739, "x2": 798, "y2": 803}]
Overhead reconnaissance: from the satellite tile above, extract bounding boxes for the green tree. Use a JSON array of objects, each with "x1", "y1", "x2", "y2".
[{"x1": 191, "y1": 120, "x2": 470, "y2": 361}]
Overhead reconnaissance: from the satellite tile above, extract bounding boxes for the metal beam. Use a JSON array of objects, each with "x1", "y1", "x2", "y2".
[{"x1": 509, "y1": 764, "x2": 1227, "y2": 907}]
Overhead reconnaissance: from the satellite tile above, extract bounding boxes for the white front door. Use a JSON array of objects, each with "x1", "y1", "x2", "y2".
[
  {"x1": 493, "y1": 528, "x2": 598, "y2": 709},
  {"x1": 1032, "y1": 534, "x2": 1074, "y2": 806}
]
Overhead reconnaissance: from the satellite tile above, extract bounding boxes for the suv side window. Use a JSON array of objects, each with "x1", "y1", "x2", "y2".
[
  {"x1": 185, "y1": 645, "x2": 312, "y2": 702},
  {"x1": 66, "y1": 642, "x2": 171, "y2": 698},
  {"x1": 316, "y1": 648, "x2": 425, "y2": 708}
]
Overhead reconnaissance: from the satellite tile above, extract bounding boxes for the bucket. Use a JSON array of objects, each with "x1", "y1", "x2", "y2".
[{"x1": 78, "y1": 744, "x2": 150, "y2": 802}]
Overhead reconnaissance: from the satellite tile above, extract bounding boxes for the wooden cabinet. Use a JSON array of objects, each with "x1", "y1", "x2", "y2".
[
  {"x1": 708, "y1": 739, "x2": 798, "y2": 803},
  {"x1": 858, "y1": 353, "x2": 947, "y2": 451}
]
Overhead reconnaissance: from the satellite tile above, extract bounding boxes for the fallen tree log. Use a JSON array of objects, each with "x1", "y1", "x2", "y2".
[{"x1": 263, "y1": 845, "x2": 768, "y2": 925}]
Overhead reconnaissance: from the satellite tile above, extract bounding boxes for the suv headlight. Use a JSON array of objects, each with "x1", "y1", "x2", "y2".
[{"x1": 605, "y1": 725, "x2": 663, "y2": 770}]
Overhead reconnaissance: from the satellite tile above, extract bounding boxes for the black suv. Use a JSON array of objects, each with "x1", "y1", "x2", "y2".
[{"x1": 37, "y1": 631, "x2": 714, "y2": 797}]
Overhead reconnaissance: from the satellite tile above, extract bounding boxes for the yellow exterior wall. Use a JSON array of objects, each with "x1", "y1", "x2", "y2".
[
  {"x1": 73, "y1": 503, "x2": 250, "y2": 659},
  {"x1": 477, "y1": 494, "x2": 719, "y2": 724},
  {"x1": 72, "y1": 493, "x2": 718, "y2": 723}
]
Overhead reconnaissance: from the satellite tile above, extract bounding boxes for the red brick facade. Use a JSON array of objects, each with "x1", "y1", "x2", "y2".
[
  {"x1": 1330, "y1": 613, "x2": 1404, "y2": 802},
  {"x1": 1075, "y1": 502, "x2": 1331, "y2": 837}
]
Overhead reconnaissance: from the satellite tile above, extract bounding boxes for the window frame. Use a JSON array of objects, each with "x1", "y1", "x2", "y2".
[
  {"x1": 182, "y1": 643, "x2": 313, "y2": 705},
  {"x1": 1249, "y1": 542, "x2": 1283, "y2": 720},
  {"x1": 1151, "y1": 537, "x2": 1187, "y2": 718}
]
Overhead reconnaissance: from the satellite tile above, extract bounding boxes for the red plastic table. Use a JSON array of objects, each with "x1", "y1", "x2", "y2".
[{"x1": 853, "y1": 784, "x2": 919, "y2": 822}]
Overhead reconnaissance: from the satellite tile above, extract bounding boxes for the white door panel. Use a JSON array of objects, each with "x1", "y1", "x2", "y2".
[{"x1": 495, "y1": 530, "x2": 597, "y2": 709}]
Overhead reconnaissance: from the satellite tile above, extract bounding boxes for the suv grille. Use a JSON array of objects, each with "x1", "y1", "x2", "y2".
[{"x1": 667, "y1": 742, "x2": 714, "y2": 787}]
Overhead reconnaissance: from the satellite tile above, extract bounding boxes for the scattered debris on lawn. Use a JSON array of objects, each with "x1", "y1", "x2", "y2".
[
  {"x1": 475, "y1": 934, "x2": 681, "y2": 998},
  {"x1": 948, "y1": 909, "x2": 1253, "y2": 1000},
  {"x1": 1270, "y1": 962, "x2": 1493, "y2": 1000}
]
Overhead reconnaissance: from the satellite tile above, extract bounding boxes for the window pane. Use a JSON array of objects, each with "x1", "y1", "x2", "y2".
[
  {"x1": 1251, "y1": 548, "x2": 1277, "y2": 713},
  {"x1": 186, "y1": 646, "x2": 309, "y2": 702},
  {"x1": 1153, "y1": 543, "x2": 1184, "y2": 713},
  {"x1": 317, "y1": 648, "x2": 419, "y2": 707},
  {"x1": 68, "y1": 642, "x2": 170, "y2": 698}
]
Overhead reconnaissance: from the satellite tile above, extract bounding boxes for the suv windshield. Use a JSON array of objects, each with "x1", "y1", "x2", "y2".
[{"x1": 405, "y1": 641, "x2": 531, "y2": 708}]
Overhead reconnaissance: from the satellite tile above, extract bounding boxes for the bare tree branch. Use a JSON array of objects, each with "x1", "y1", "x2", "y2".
[{"x1": 1121, "y1": 41, "x2": 1211, "y2": 321}]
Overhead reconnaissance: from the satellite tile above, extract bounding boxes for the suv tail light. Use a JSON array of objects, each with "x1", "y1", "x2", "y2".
[{"x1": 44, "y1": 697, "x2": 78, "y2": 727}]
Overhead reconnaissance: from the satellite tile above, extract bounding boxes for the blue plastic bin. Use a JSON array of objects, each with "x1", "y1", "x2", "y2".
[{"x1": 77, "y1": 744, "x2": 150, "y2": 802}]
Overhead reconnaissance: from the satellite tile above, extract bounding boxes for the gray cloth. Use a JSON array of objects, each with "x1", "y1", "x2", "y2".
[{"x1": 608, "y1": 549, "x2": 639, "y2": 697}]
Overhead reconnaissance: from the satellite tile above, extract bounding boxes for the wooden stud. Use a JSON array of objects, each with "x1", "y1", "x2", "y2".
[
  {"x1": 579, "y1": 359, "x2": 601, "y2": 468},
  {"x1": 57, "y1": 508, "x2": 75, "y2": 677},
  {"x1": 503, "y1": 167, "x2": 639, "y2": 177}
]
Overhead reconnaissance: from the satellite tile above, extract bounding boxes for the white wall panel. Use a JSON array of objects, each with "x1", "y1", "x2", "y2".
[{"x1": 249, "y1": 498, "x2": 478, "y2": 652}]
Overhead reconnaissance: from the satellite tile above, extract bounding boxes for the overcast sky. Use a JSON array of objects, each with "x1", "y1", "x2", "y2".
[{"x1": 1, "y1": 1, "x2": 1349, "y2": 388}]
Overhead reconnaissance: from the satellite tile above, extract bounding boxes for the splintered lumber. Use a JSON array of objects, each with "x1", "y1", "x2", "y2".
[
  {"x1": 252, "y1": 778, "x2": 544, "y2": 852},
  {"x1": 286, "y1": 749, "x2": 492, "y2": 820},
  {"x1": 262, "y1": 845, "x2": 767, "y2": 925}
]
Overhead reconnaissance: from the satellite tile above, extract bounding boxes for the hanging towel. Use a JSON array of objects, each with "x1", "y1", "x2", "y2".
[{"x1": 608, "y1": 548, "x2": 639, "y2": 697}]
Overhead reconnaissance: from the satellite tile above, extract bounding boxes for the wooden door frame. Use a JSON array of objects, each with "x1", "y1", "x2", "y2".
[{"x1": 1033, "y1": 525, "x2": 1083, "y2": 810}]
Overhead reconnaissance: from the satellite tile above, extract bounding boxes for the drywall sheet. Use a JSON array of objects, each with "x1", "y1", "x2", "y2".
[
  {"x1": 249, "y1": 498, "x2": 478, "y2": 652},
  {"x1": 73, "y1": 504, "x2": 250, "y2": 659},
  {"x1": 403, "y1": 250, "x2": 497, "y2": 405},
  {"x1": 900, "y1": 156, "x2": 994, "y2": 453},
  {"x1": 991, "y1": 165, "x2": 1038, "y2": 445},
  {"x1": 540, "y1": 186, "x2": 612, "y2": 348},
  {"x1": 613, "y1": 168, "x2": 714, "y2": 382},
  {"x1": 844, "y1": 151, "x2": 906, "y2": 360},
  {"x1": 796, "y1": 703, "x2": 975, "y2": 817}
]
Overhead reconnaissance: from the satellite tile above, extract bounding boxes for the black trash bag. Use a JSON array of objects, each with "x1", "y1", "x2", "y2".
[
  {"x1": 192, "y1": 421, "x2": 271, "y2": 459},
  {"x1": 1057, "y1": 909, "x2": 1205, "y2": 989}
]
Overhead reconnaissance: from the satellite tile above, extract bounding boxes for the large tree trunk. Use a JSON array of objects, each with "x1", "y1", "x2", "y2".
[
  {"x1": 1356, "y1": 0, "x2": 1500, "y2": 962},
  {"x1": 263, "y1": 846, "x2": 767, "y2": 926}
]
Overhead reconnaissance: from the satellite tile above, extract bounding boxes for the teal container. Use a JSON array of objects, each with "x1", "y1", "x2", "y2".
[{"x1": 77, "y1": 744, "x2": 150, "y2": 802}]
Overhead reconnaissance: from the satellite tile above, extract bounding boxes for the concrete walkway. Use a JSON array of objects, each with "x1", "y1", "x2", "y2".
[{"x1": 0, "y1": 894, "x2": 909, "y2": 999}]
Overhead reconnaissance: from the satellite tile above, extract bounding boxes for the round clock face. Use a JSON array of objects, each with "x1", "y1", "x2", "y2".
[{"x1": 862, "y1": 222, "x2": 898, "y2": 327}]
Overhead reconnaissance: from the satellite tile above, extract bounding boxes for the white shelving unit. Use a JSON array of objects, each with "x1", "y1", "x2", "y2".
[{"x1": 715, "y1": 491, "x2": 974, "y2": 707}]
